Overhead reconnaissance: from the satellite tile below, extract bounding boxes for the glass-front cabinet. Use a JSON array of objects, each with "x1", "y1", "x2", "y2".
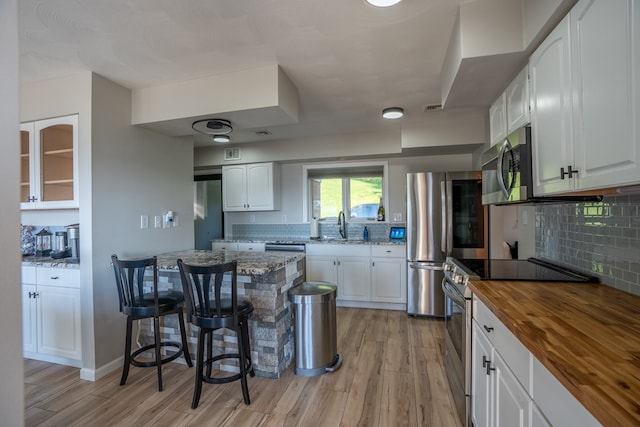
[{"x1": 20, "y1": 114, "x2": 78, "y2": 210}]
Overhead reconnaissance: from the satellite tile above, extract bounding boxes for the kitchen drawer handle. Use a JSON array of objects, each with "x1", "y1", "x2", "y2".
[
  {"x1": 50, "y1": 276, "x2": 60, "y2": 280},
  {"x1": 483, "y1": 325, "x2": 494, "y2": 333}
]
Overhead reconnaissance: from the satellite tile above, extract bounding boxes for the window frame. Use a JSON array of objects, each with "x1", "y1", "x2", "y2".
[{"x1": 303, "y1": 160, "x2": 389, "y2": 223}]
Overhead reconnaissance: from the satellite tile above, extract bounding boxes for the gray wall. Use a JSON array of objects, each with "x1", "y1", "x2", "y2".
[
  {"x1": 0, "y1": 1, "x2": 25, "y2": 425},
  {"x1": 536, "y1": 193, "x2": 640, "y2": 295},
  {"x1": 20, "y1": 72, "x2": 195, "y2": 377}
]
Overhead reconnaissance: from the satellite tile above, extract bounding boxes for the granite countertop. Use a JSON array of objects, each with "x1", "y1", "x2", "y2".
[
  {"x1": 212, "y1": 238, "x2": 405, "y2": 245},
  {"x1": 155, "y1": 249, "x2": 304, "y2": 275},
  {"x1": 469, "y1": 279, "x2": 640, "y2": 427},
  {"x1": 22, "y1": 256, "x2": 80, "y2": 268}
]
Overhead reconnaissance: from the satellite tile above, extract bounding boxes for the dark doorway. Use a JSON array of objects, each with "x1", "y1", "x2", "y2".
[{"x1": 194, "y1": 174, "x2": 223, "y2": 250}]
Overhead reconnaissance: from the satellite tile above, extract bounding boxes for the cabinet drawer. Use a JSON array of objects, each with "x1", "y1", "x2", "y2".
[
  {"x1": 22, "y1": 266, "x2": 37, "y2": 284},
  {"x1": 474, "y1": 296, "x2": 530, "y2": 391},
  {"x1": 531, "y1": 358, "x2": 600, "y2": 427},
  {"x1": 236, "y1": 242, "x2": 265, "y2": 252},
  {"x1": 371, "y1": 244, "x2": 405, "y2": 258},
  {"x1": 37, "y1": 267, "x2": 80, "y2": 288}
]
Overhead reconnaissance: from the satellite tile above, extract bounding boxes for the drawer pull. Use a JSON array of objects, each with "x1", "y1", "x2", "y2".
[
  {"x1": 50, "y1": 276, "x2": 60, "y2": 280},
  {"x1": 482, "y1": 355, "x2": 489, "y2": 368},
  {"x1": 483, "y1": 325, "x2": 494, "y2": 333}
]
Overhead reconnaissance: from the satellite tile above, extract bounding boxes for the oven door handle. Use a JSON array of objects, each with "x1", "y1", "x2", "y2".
[{"x1": 441, "y1": 278, "x2": 466, "y2": 307}]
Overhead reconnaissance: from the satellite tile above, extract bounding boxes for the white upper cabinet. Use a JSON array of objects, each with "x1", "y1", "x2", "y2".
[
  {"x1": 570, "y1": 0, "x2": 639, "y2": 191},
  {"x1": 222, "y1": 162, "x2": 280, "y2": 211},
  {"x1": 489, "y1": 65, "x2": 530, "y2": 146},
  {"x1": 505, "y1": 66, "x2": 530, "y2": 134},
  {"x1": 21, "y1": 114, "x2": 79, "y2": 209},
  {"x1": 489, "y1": 92, "x2": 507, "y2": 146},
  {"x1": 530, "y1": 14, "x2": 574, "y2": 195},
  {"x1": 531, "y1": 0, "x2": 640, "y2": 195}
]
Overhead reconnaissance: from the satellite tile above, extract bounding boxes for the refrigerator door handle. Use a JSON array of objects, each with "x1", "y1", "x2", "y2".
[
  {"x1": 444, "y1": 177, "x2": 453, "y2": 255},
  {"x1": 409, "y1": 262, "x2": 444, "y2": 271},
  {"x1": 441, "y1": 180, "x2": 447, "y2": 253}
]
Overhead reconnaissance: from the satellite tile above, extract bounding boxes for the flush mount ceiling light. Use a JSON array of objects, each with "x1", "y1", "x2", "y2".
[
  {"x1": 382, "y1": 107, "x2": 404, "y2": 119},
  {"x1": 365, "y1": 0, "x2": 403, "y2": 7},
  {"x1": 192, "y1": 118, "x2": 233, "y2": 135},
  {"x1": 212, "y1": 134, "x2": 231, "y2": 143}
]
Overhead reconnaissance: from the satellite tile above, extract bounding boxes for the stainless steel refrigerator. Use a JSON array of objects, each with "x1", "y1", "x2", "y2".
[{"x1": 406, "y1": 172, "x2": 487, "y2": 316}]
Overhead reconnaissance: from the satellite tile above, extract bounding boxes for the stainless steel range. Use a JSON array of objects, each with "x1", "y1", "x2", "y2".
[{"x1": 441, "y1": 257, "x2": 598, "y2": 427}]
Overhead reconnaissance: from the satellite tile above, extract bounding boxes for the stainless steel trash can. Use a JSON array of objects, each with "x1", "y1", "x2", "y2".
[{"x1": 289, "y1": 281, "x2": 342, "y2": 376}]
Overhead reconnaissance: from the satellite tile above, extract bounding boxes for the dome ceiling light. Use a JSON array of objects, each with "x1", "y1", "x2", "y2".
[
  {"x1": 192, "y1": 118, "x2": 233, "y2": 135},
  {"x1": 365, "y1": 0, "x2": 403, "y2": 7},
  {"x1": 212, "y1": 134, "x2": 231, "y2": 143},
  {"x1": 382, "y1": 107, "x2": 404, "y2": 119}
]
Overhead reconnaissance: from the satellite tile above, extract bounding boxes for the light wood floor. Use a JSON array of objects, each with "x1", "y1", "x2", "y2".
[{"x1": 24, "y1": 308, "x2": 462, "y2": 427}]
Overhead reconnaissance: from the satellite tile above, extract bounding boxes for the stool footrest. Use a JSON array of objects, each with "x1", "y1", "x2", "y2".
[
  {"x1": 130, "y1": 341, "x2": 185, "y2": 368},
  {"x1": 201, "y1": 353, "x2": 253, "y2": 385}
]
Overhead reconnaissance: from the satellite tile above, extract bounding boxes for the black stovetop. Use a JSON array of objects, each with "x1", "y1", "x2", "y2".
[{"x1": 455, "y1": 257, "x2": 599, "y2": 283}]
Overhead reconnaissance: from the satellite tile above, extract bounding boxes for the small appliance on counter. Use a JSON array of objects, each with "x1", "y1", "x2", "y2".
[
  {"x1": 35, "y1": 227, "x2": 52, "y2": 257},
  {"x1": 65, "y1": 224, "x2": 80, "y2": 263},
  {"x1": 51, "y1": 231, "x2": 70, "y2": 259}
]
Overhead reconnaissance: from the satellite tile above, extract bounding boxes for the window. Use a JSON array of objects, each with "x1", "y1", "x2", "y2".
[{"x1": 304, "y1": 161, "x2": 388, "y2": 222}]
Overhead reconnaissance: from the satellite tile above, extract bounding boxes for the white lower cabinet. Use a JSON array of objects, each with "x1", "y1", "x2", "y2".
[
  {"x1": 371, "y1": 245, "x2": 406, "y2": 303},
  {"x1": 472, "y1": 320, "x2": 532, "y2": 427},
  {"x1": 472, "y1": 295, "x2": 600, "y2": 427},
  {"x1": 22, "y1": 266, "x2": 82, "y2": 366},
  {"x1": 306, "y1": 243, "x2": 406, "y2": 307}
]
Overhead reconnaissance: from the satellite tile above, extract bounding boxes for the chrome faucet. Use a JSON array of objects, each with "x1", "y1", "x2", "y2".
[{"x1": 338, "y1": 211, "x2": 346, "y2": 239}]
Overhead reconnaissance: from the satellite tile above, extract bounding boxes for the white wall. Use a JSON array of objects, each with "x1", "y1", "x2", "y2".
[{"x1": 0, "y1": 0, "x2": 24, "y2": 425}]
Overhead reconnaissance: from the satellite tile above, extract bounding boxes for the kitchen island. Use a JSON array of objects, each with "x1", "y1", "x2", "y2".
[
  {"x1": 470, "y1": 280, "x2": 640, "y2": 427},
  {"x1": 145, "y1": 249, "x2": 305, "y2": 378}
]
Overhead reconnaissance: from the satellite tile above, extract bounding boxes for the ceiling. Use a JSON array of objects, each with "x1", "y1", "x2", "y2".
[{"x1": 18, "y1": 0, "x2": 478, "y2": 146}]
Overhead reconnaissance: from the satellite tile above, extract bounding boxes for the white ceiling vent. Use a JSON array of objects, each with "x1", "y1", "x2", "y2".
[{"x1": 224, "y1": 147, "x2": 241, "y2": 161}]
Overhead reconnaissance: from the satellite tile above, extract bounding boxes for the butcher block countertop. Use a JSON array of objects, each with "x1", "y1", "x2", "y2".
[{"x1": 469, "y1": 280, "x2": 640, "y2": 427}]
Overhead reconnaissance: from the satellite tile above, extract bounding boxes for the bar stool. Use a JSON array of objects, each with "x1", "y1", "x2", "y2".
[
  {"x1": 177, "y1": 259, "x2": 255, "y2": 409},
  {"x1": 111, "y1": 255, "x2": 193, "y2": 392}
]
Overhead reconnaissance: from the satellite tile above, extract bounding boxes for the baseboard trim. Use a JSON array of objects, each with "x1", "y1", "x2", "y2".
[
  {"x1": 24, "y1": 352, "x2": 81, "y2": 368},
  {"x1": 80, "y1": 356, "x2": 122, "y2": 381},
  {"x1": 336, "y1": 300, "x2": 406, "y2": 311}
]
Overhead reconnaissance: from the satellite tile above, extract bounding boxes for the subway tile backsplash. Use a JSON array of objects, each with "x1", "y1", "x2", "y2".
[
  {"x1": 232, "y1": 222, "x2": 402, "y2": 242},
  {"x1": 535, "y1": 193, "x2": 640, "y2": 295}
]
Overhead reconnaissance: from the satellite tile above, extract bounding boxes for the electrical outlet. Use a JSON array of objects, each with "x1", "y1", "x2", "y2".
[
  {"x1": 282, "y1": 214, "x2": 287, "y2": 223},
  {"x1": 154, "y1": 215, "x2": 162, "y2": 228},
  {"x1": 172, "y1": 214, "x2": 179, "y2": 227},
  {"x1": 250, "y1": 215, "x2": 256, "y2": 223},
  {"x1": 140, "y1": 215, "x2": 148, "y2": 229}
]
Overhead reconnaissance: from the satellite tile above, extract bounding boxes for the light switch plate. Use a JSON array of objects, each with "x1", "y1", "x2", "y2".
[
  {"x1": 140, "y1": 215, "x2": 148, "y2": 229},
  {"x1": 154, "y1": 216, "x2": 162, "y2": 228}
]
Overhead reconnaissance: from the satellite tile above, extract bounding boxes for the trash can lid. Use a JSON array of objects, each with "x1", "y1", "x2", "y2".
[{"x1": 289, "y1": 281, "x2": 337, "y2": 303}]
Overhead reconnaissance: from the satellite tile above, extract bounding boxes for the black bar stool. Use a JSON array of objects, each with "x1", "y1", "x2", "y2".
[
  {"x1": 177, "y1": 259, "x2": 255, "y2": 409},
  {"x1": 111, "y1": 254, "x2": 193, "y2": 391}
]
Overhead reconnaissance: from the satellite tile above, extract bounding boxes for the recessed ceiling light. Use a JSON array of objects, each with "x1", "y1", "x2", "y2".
[
  {"x1": 366, "y1": 0, "x2": 403, "y2": 7},
  {"x1": 212, "y1": 134, "x2": 231, "y2": 143},
  {"x1": 382, "y1": 107, "x2": 404, "y2": 119}
]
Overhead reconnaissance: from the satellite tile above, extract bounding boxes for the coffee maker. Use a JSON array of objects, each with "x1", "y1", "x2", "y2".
[
  {"x1": 51, "y1": 231, "x2": 70, "y2": 259},
  {"x1": 65, "y1": 224, "x2": 80, "y2": 263}
]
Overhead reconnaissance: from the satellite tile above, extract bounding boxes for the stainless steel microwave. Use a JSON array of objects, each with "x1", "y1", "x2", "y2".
[
  {"x1": 481, "y1": 126, "x2": 602, "y2": 205},
  {"x1": 481, "y1": 127, "x2": 532, "y2": 205}
]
